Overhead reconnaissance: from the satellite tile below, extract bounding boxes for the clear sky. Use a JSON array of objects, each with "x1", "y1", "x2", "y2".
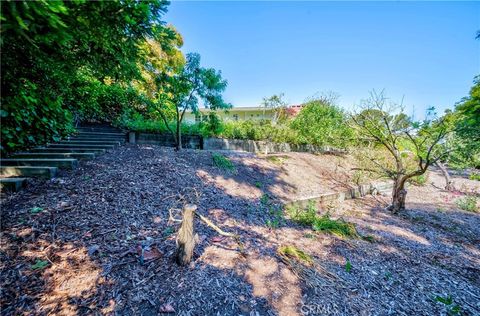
[{"x1": 165, "y1": 1, "x2": 480, "y2": 117}]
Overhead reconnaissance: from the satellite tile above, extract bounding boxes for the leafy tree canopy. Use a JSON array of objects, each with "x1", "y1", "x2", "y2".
[{"x1": 0, "y1": 0, "x2": 176, "y2": 152}]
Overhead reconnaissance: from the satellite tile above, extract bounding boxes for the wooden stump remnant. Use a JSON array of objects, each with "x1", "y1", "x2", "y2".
[{"x1": 175, "y1": 204, "x2": 197, "y2": 266}]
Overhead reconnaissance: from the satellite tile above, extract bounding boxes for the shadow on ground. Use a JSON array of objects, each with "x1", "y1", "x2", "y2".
[{"x1": 1, "y1": 145, "x2": 479, "y2": 315}]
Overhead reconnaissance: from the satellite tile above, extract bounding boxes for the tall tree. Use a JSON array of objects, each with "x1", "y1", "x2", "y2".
[
  {"x1": 351, "y1": 91, "x2": 451, "y2": 213},
  {"x1": 157, "y1": 53, "x2": 231, "y2": 150},
  {"x1": 261, "y1": 93, "x2": 287, "y2": 123},
  {"x1": 291, "y1": 93, "x2": 353, "y2": 148},
  {"x1": 0, "y1": 0, "x2": 173, "y2": 152}
]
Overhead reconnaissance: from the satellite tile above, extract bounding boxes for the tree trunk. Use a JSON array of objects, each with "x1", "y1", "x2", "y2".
[
  {"x1": 175, "y1": 204, "x2": 197, "y2": 266},
  {"x1": 175, "y1": 121, "x2": 182, "y2": 150},
  {"x1": 436, "y1": 161, "x2": 454, "y2": 191},
  {"x1": 389, "y1": 178, "x2": 407, "y2": 213}
]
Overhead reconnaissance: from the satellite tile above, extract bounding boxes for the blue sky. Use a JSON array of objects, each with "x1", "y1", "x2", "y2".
[{"x1": 165, "y1": 1, "x2": 480, "y2": 117}]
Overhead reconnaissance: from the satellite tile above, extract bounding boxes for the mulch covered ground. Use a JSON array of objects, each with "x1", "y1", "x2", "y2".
[{"x1": 1, "y1": 145, "x2": 479, "y2": 315}]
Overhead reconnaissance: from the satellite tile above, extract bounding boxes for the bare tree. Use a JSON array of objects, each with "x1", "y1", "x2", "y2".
[{"x1": 351, "y1": 91, "x2": 450, "y2": 213}]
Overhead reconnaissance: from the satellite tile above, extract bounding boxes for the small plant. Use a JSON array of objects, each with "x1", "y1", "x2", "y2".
[
  {"x1": 265, "y1": 219, "x2": 280, "y2": 229},
  {"x1": 278, "y1": 245, "x2": 313, "y2": 265},
  {"x1": 312, "y1": 213, "x2": 358, "y2": 238},
  {"x1": 260, "y1": 194, "x2": 270, "y2": 205},
  {"x1": 286, "y1": 202, "x2": 358, "y2": 238},
  {"x1": 30, "y1": 207, "x2": 44, "y2": 214},
  {"x1": 434, "y1": 295, "x2": 461, "y2": 315},
  {"x1": 345, "y1": 259, "x2": 352, "y2": 273},
  {"x1": 266, "y1": 155, "x2": 288, "y2": 165},
  {"x1": 455, "y1": 196, "x2": 478, "y2": 212},
  {"x1": 286, "y1": 202, "x2": 317, "y2": 226},
  {"x1": 384, "y1": 272, "x2": 392, "y2": 281},
  {"x1": 362, "y1": 235, "x2": 375, "y2": 242},
  {"x1": 255, "y1": 181, "x2": 263, "y2": 188},
  {"x1": 162, "y1": 227, "x2": 175, "y2": 237},
  {"x1": 266, "y1": 206, "x2": 284, "y2": 229},
  {"x1": 469, "y1": 173, "x2": 480, "y2": 181},
  {"x1": 212, "y1": 153, "x2": 236, "y2": 173},
  {"x1": 31, "y1": 259, "x2": 49, "y2": 270}
]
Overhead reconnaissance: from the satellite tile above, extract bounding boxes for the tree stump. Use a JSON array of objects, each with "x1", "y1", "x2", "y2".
[{"x1": 175, "y1": 204, "x2": 197, "y2": 266}]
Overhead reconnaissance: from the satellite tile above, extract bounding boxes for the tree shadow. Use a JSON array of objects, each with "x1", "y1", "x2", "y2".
[{"x1": 1, "y1": 145, "x2": 479, "y2": 315}]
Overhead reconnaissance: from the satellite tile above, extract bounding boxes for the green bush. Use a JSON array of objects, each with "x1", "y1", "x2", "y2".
[
  {"x1": 455, "y1": 196, "x2": 478, "y2": 212},
  {"x1": 1, "y1": 80, "x2": 74, "y2": 152},
  {"x1": 115, "y1": 111, "x2": 201, "y2": 135},
  {"x1": 469, "y1": 173, "x2": 480, "y2": 181},
  {"x1": 291, "y1": 99, "x2": 354, "y2": 147},
  {"x1": 212, "y1": 153, "x2": 236, "y2": 173},
  {"x1": 286, "y1": 202, "x2": 358, "y2": 238},
  {"x1": 218, "y1": 119, "x2": 299, "y2": 143}
]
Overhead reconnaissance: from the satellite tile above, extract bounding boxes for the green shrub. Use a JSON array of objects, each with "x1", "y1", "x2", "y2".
[
  {"x1": 312, "y1": 214, "x2": 358, "y2": 238},
  {"x1": 290, "y1": 99, "x2": 354, "y2": 147},
  {"x1": 469, "y1": 173, "x2": 480, "y2": 181},
  {"x1": 286, "y1": 202, "x2": 358, "y2": 238},
  {"x1": 455, "y1": 196, "x2": 478, "y2": 212},
  {"x1": 115, "y1": 112, "x2": 201, "y2": 135},
  {"x1": 286, "y1": 202, "x2": 317, "y2": 226},
  {"x1": 278, "y1": 245, "x2": 313, "y2": 265},
  {"x1": 212, "y1": 153, "x2": 236, "y2": 173},
  {"x1": 1, "y1": 80, "x2": 74, "y2": 152}
]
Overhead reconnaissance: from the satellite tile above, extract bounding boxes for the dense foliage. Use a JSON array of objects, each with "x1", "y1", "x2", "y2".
[
  {"x1": 291, "y1": 98, "x2": 353, "y2": 147},
  {"x1": 449, "y1": 76, "x2": 480, "y2": 168},
  {"x1": 1, "y1": 0, "x2": 177, "y2": 152},
  {"x1": 154, "y1": 53, "x2": 232, "y2": 149}
]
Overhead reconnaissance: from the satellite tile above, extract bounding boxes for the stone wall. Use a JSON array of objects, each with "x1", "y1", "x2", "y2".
[
  {"x1": 128, "y1": 133, "x2": 345, "y2": 155},
  {"x1": 129, "y1": 132, "x2": 202, "y2": 149},
  {"x1": 286, "y1": 181, "x2": 394, "y2": 209},
  {"x1": 203, "y1": 137, "x2": 346, "y2": 155}
]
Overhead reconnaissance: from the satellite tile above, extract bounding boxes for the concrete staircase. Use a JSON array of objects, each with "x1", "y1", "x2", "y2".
[{"x1": 0, "y1": 125, "x2": 127, "y2": 192}]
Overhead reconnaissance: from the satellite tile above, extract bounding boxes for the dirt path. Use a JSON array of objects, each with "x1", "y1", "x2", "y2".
[{"x1": 1, "y1": 145, "x2": 479, "y2": 315}]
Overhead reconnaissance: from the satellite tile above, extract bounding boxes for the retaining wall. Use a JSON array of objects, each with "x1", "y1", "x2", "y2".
[
  {"x1": 128, "y1": 132, "x2": 345, "y2": 155},
  {"x1": 128, "y1": 132, "x2": 202, "y2": 149},
  {"x1": 286, "y1": 181, "x2": 394, "y2": 209},
  {"x1": 203, "y1": 137, "x2": 346, "y2": 155}
]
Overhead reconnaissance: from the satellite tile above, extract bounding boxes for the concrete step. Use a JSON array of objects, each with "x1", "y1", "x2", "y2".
[
  {"x1": 0, "y1": 178, "x2": 27, "y2": 192},
  {"x1": 77, "y1": 131, "x2": 126, "y2": 137},
  {"x1": 1, "y1": 166, "x2": 58, "y2": 178},
  {"x1": 78, "y1": 127, "x2": 123, "y2": 133},
  {"x1": 68, "y1": 136, "x2": 126, "y2": 142},
  {"x1": 1, "y1": 158, "x2": 78, "y2": 169},
  {"x1": 11, "y1": 152, "x2": 95, "y2": 160},
  {"x1": 46, "y1": 144, "x2": 115, "y2": 150},
  {"x1": 33, "y1": 148, "x2": 106, "y2": 154},
  {"x1": 54, "y1": 140, "x2": 120, "y2": 146}
]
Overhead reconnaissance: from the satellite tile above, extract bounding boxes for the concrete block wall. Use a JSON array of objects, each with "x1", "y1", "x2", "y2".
[
  {"x1": 203, "y1": 137, "x2": 346, "y2": 155},
  {"x1": 129, "y1": 132, "x2": 202, "y2": 149}
]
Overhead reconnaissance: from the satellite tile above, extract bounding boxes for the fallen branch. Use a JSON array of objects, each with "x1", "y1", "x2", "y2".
[
  {"x1": 195, "y1": 211, "x2": 245, "y2": 255},
  {"x1": 195, "y1": 212, "x2": 237, "y2": 238}
]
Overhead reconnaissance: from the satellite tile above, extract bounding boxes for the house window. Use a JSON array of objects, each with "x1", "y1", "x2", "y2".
[
  {"x1": 195, "y1": 114, "x2": 201, "y2": 123},
  {"x1": 233, "y1": 114, "x2": 239, "y2": 121}
]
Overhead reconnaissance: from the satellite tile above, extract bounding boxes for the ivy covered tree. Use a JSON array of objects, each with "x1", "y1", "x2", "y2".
[{"x1": 157, "y1": 53, "x2": 231, "y2": 150}]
